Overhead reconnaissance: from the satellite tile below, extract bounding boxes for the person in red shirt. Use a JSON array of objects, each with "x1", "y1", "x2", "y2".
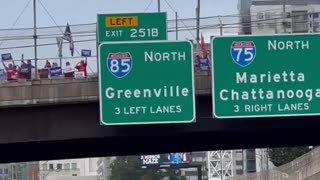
[
  {"x1": 18, "y1": 54, "x2": 27, "y2": 80},
  {"x1": 75, "y1": 59, "x2": 87, "y2": 77},
  {"x1": 2, "y1": 60, "x2": 16, "y2": 81},
  {"x1": 16, "y1": 65, "x2": 25, "y2": 80}
]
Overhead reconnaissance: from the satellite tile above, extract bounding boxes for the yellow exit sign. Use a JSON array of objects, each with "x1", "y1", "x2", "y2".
[{"x1": 105, "y1": 17, "x2": 138, "y2": 27}]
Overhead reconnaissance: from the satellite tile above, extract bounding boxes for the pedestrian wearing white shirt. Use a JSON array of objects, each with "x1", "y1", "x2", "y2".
[{"x1": 64, "y1": 61, "x2": 74, "y2": 78}]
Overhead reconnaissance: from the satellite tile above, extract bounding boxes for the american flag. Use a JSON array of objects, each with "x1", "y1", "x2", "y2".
[
  {"x1": 62, "y1": 23, "x2": 74, "y2": 56},
  {"x1": 200, "y1": 33, "x2": 206, "y2": 56}
]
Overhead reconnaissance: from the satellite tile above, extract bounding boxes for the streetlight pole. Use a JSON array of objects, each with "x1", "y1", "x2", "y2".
[
  {"x1": 196, "y1": 0, "x2": 200, "y2": 50},
  {"x1": 33, "y1": 0, "x2": 38, "y2": 79},
  {"x1": 175, "y1": 12, "x2": 178, "y2": 40},
  {"x1": 283, "y1": 0, "x2": 287, "y2": 33},
  {"x1": 220, "y1": 151, "x2": 223, "y2": 180}
]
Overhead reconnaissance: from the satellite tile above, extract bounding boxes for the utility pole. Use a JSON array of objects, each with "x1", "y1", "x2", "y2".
[
  {"x1": 175, "y1": 12, "x2": 178, "y2": 40},
  {"x1": 33, "y1": 0, "x2": 38, "y2": 79},
  {"x1": 157, "y1": 0, "x2": 160, "y2": 12},
  {"x1": 266, "y1": 148, "x2": 269, "y2": 180},
  {"x1": 218, "y1": 16, "x2": 223, "y2": 36},
  {"x1": 242, "y1": 150, "x2": 245, "y2": 175},
  {"x1": 283, "y1": 0, "x2": 287, "y2": 33},
  {"x1": 220, "y1": 151, "x2": 223, "y2": 180},
  {"x1": 196, "y1": 0, "x2": 200, "y2": 50},
  {"x1": 197, "y1": 165, "x2": 202, "y2": 180}
]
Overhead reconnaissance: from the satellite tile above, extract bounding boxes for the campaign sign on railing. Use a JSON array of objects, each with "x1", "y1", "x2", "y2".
[
  {"x1": 81, "y1": 49, "x2": 91, "y2": 57},
  {"x1": 74, "y1": 71, "x2": 85, "y2": 79},
  {"x1": 20, "y1": 67, "x2": 30, "y2": 74},
  {"x1": 199, "y1": 58, "x2": 210, "y2": 71},
  {"x1": 50, "y1": 67, "x2": 62, "y2": 78},
  {"x1": 1, "y1": 53, "x2": 12, "y2": 61},
  {"x1": 0, "y1": 69, "x2": 5, "y2": 81}
]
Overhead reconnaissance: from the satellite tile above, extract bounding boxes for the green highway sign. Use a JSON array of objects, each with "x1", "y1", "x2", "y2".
[
  {"x1": 97, "y1": 12, "x2": 167, "y2": 42},
  {"x1": 212, "y1": 34, "x2": 320, "y2": 118},
  {"x1": 99, "y1": 41, "x2": 195, "y2": 125}
]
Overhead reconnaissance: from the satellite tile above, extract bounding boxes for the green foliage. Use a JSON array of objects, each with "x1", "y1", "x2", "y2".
[
  {"x1": 162, "y1": 169, "x2": 186, "y2": 180},
  {"x1": 109, "y1": 156, "x2": 187, "y2": 180},
  {"x1": 268, "y1": 147, "x2": 311, "y2": 167}
]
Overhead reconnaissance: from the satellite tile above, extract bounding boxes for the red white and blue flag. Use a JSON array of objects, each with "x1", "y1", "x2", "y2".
[{"x1": 62, "y1": 23, "x2": 74, "y2": 56}]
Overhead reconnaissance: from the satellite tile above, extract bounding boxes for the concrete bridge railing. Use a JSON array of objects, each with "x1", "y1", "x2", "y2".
[{"x1": 0, "y1": 73, "x2": 211, "y2": 107}]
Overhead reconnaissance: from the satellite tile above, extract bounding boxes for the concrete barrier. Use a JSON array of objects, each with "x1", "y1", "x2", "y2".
[
  {"x1": 227, "y1": 147, "x2": 320, "y2": 180},
  {"x1": 0, "y1": 74, "x2": 211, "y2": 107}
]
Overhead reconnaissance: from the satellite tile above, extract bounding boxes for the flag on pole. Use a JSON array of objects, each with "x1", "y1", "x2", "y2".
[
  {"x1": 62, "y1": 23, "x2": 74, "y2": 56},
  {"x1": 56, "y1": 37, "x2": 63, "y2": 58},
  {"x1": 200, "y1": 33, "x2": 212, "y2": 71},
  {"x1": 200, "y1": 33, "x2": 206, "y2": 56}
]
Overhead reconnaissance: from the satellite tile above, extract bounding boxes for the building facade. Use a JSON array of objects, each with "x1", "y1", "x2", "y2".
[
  {"x1": 45, "y1": 176, "x2": 97, "y2": 180},
  {"x1": 238, "y1": 0, "x2": 320, "y2": 34},
  {"x1": 232, "y1": 149, "x2": 275, "y2": 177},
  {"x1": 238, "y1": 0, "x2": 253, "y2": 34},
  {"x1": 182, "y1": 151, "x2": 208, "y2": 180},
  {"x1": 255, "y1": 149, "x2": 275, "y2": 173},
  {"x1": 0, "y1": 164, "x2": 12, "y2": 180},
  {"x1": 96, "y1": 154, "x2": 208, "y2": 180},
  {"x1": 39, "y1": 158, "x2": 98, "y2": 180},
  {"x1": 250, "y1": 0, "x2": 320, "y2": 34},
  {"x1": 0, "y1": 163, "x2": 38, "y2": 180},
  {"x1": 96, "y1": 157, "x2": 115, "y2": 180}
]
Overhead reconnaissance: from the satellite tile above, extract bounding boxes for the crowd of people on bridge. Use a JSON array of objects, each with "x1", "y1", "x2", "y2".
[
  {"x1": 0, "y1": 51, "x2": 211, "y2": 82},
  {"x1": 0, "y1": 54, "x2": 88, "y2": 82}
]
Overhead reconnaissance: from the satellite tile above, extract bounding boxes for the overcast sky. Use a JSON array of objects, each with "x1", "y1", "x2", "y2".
[
  {"x1": 0, "y1": 0, "x2": 238, "y2": 72},
  {"x1": 0, "y1": 0, "x2": 238, "y2": 27}
]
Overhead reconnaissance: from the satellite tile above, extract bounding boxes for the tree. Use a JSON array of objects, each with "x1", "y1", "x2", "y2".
[
  {"x1": 109, "y1": 156, "x2": 187, "y2": 180},
  {"x1": 161, "y1": 169, "x2": 186, "y2": 180},
  {"x1": 268, "y1": 147, "x2": 311, "y2": 167}
]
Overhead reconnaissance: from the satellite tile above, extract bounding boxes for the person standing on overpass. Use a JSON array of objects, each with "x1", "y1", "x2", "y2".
[
  {"x1": 75, "y1": 59, "x2": 87, "y2": 77},
  {"x1": 2, "y1": 59, "x2": 16, "y2": 81}
]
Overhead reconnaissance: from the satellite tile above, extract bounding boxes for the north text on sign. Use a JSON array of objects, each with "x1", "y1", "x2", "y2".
[
  {"x1": 145, "y1": 51, "x2": 186, "y2": 62},
  {"x1": 268, "y1": 40, "x2": 309, "y2": 51}
]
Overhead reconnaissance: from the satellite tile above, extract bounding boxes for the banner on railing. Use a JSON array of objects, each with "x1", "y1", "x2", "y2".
[
  {"x1": 81, "y1": 49, "x2": 91, "y2": 57},
  {"x1": 50, "y1": 67, "x2": 62, "y2": 78},
  {"x1": 74, "y1": 71, "x2": 85, "y2": 79},
  {"x1": 199, "y1": 58, "x2": 210, "y2": 71},
  {"x1": 1, "y1": 53, "x2": 12, "y2": 61},
  {"x1": 0, "y1": 69, "x2": 5, "y2": 81},
  {"x1": 20, "y1": 67, "x2": 30, "y2": 74}
]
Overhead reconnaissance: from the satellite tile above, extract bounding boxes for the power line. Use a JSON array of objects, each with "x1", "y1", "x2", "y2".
[
  {"x1": 0, "y1": 13, "x2": 292, "y2": 32},
  {"x1": 0, "y1": 16, "x2": 317, "y2": 44},
  {"x1": 0, "y1": 0, "x2": 32, "y2": 48},
  {"x1": 0, "y1": 10, "x2": 317, "y2": 47},
  {"x1": 10, "y1": 55, "x2": 97, "y2": 62},
  {"x1": 37, "y1": 0, "x2": 89, "y2": 68},
  {"x1": 250, "y1": 6, "x2": 295, "y2": 14},
  {"x1": 144, "y1": 0, "x2": 154, "y2": 12},
  {"x1": 37, "y1": 0, "x2": 65, "y2": 35},
  {"x1": 0, "y1": 38, "x2": 96, "y2": 51},
  {"x1": 163, "y1": 0, "x2": 196, "y2": 39},
  {"x1": 0, "y1": 7, "x2": 313, "y2": 32},
  {"x1": 0, "y1": 22, "x2": 96, "y2": 31}
]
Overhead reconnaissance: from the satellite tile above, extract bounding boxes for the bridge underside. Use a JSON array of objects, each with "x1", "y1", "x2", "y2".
[{"x1": 0, "y1": 95, "x2": 319, "y2": 163}]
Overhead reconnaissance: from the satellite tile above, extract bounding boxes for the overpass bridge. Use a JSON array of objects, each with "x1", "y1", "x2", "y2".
[
  {"x1": 0, "y1": 74, "x2": 211, "y2": 107},
  {"x1": 0, "y1": 72, "x2": 320, "y2": 166}
]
